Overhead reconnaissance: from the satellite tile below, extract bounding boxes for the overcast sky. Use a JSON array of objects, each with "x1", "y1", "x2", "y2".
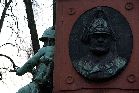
[{"x1": 0, "y1": 0, "x2": 53, "y2": 92}]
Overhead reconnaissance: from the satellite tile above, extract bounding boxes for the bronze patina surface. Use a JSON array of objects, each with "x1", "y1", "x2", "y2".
[{"x1": 69, "y1": 7, "x2": 133, "y2": 81}]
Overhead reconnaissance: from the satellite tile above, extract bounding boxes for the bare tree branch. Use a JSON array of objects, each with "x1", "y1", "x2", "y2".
[
  {"x1": 5, "y1": 0, "x2": 7, "y2": 4},
  {"x1": 53, "y1": 0, "x2": 56, "y2": 26},
  {"x1": 0, "y1": 54, "x2": 18, "y2": 72},
  {"x1": 0, "y1": 0, "x2": 12, "y2": 32},
  {"x1": 0, "y1": 43, "x2": 16, "y2": 48}
]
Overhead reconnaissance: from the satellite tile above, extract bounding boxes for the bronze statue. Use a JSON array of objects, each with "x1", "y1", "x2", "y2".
[{"x1": 16, "y1": 26, "x2": 55, "y2": 93}]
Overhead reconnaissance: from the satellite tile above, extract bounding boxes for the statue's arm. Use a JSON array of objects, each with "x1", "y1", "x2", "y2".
[{"x1": 16, "y1": 48, "x2": 45, "y2": 76}]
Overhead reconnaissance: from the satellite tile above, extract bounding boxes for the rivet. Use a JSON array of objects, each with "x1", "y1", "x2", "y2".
[
  {"x1": 68, "y1": 8, "x2": 76, "y2": 15},
  {"x1": 125, "y1": 2, "x2": 134, "y2": 10},
  {"x1": 65, "y1": 75, "x2": 74, "y2": 84},
  {"x1": 127, "y1": 74, "x2": 136, "y2": 83}
]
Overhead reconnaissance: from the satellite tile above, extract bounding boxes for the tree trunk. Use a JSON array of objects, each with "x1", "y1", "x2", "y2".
[
  {"x1": 53, "y1": 0, "x2": 56, "y2": 26},
  {"x1": 23, "y1": 0, "x2": 40, "y2": 54}
]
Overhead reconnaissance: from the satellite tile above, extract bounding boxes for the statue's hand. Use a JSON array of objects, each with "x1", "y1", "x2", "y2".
[{"x1": 16, "y1": 68, "x2": 24, "y2": 76}]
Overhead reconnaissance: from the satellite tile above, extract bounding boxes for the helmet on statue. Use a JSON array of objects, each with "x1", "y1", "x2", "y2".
[{"x1": 39, "y1": 26, "x2": 55, "y2": 42}]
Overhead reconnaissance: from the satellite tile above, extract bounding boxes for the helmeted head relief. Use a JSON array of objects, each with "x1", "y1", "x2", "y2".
[
  {"x1": 81, "y1": 10, "x2": 118, "y2": 44},
  {"x1": 89, "y1": 18, "x2": 112, "y2": 35},
  {"x1": 39, "y1": 26, "x2": 55, "y2": 42}
]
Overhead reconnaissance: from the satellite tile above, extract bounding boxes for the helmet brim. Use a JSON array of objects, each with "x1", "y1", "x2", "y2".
[
  {"x1": 39, "y1": 37, "x2": 48, "y2": 42},
  {"x1": 89, "y1": 31, "x2": 111, "y2": 35}
]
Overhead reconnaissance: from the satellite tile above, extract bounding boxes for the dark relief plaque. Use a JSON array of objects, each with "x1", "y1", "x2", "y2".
[{"x1": 69, "y1": 6, "x2": 133, "y2": 81}]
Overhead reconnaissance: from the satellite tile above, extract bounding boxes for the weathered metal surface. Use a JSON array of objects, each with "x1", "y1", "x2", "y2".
[
  {"x1": 69, "y1": 6, "x2": 132, "y2": 81},
  {"x1": 16, "y1": 27, "x2": 55, "y2": 93},
  {"x1": 54, "y1": 0, "x2": 139, "y2": 93}
]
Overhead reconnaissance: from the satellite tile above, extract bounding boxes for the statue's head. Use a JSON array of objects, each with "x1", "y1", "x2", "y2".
[
  {"x1": 86, "y1": 9, "x2": 120, "y2": 56},
  {"x1": 82, "y1": 18, "x2": 116, "y2": 56},
  {"x1": 89, "y1": 18, "x2": 112, "y2": 55},
  {"x1": 39, "y1": 26, "x2": 55, "y2": 46}
]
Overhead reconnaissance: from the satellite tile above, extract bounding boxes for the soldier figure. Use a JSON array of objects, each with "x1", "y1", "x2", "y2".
[
  {"x1": 16, "y1": 26, "x2": 55, "y2": 93},
  {"x1": 75, "y1": 15, "x2": 127, "y2": 81}
]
